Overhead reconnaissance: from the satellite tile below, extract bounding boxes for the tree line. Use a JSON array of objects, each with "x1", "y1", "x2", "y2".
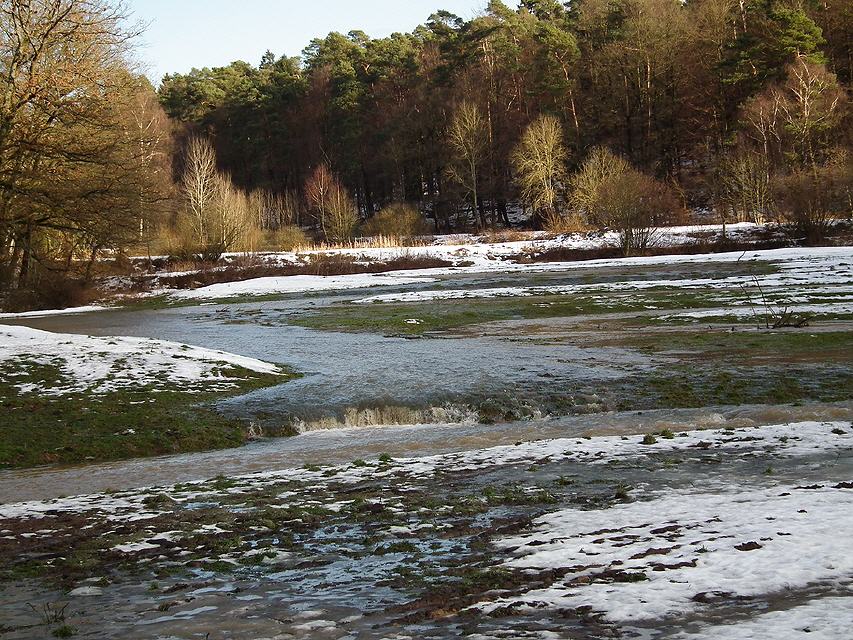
[
  {"x1": 0, "y1": 0, "x2": 851, "y2": 301},
  {"x1": 159, "y1": 0, "x2": 851, "y2": 237}
]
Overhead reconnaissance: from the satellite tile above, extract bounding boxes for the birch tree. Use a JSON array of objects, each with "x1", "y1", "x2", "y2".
[
  {"x1": 511, "y1": 115, "x2": 568, "y2": 226},
  {"x1": 447, "y1": 101, "x2": 488, "y2": 228}
]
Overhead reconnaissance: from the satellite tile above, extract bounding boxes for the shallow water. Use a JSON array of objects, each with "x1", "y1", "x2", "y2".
[
  {"x1": 11, "y1": 274, "x2": 656, "y2": 424},
  {"x1": 1, "y1": 402, "x2": 849, "y2": 503},
  {"x1": 2, "y1": 257, "x2": 851, "y2": 501},
  {"x1": 3, "y1": 252, "x2": 853, "y2": 640},
  {"x1": 2, "y1": 421, "x2": 851, "y2": 639}
]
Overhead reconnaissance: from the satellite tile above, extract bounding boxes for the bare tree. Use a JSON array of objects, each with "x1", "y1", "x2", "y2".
[
  {"x1": 776, "y1": 57, "x2": 846, "y2": 173},
  {"x1": 512, "y1": 115, "x2": 569, "y2": 228},
  {"x1": 569, "y1": 147, "x2": 631, "y2": 227},
  {"x1": 182, "y1": 137, "x2": 219, "y2": 252},
  {"x1": 447, "y1": 101, "x2": 488, "y2": 228},
  {"x1": 252, "y1": 189, "x2": 301, "y2": 230},
  {"x1": 215, "y1": 174, "x2": 252, "y2": 256},
  {"x1": 735, "y1": 57, "x2": 849, "y2": 239},
  {"x1": 718, "y1": 150, "x2": 773, "y2": 225},
  {"x1": 305, "y1": 164, "x2": 357, "y2": 243},
  {"x1": 596, "y1": 169, "x2": 684, "y2": 256},
  {"x1": 305, "y1": 164, "x2": 336, "y2": 239},
  {"x1": 181, "y1": 137, "x2": 251, "y2": 260},
  {"x1": 325, "y1": 182, "x2": 358, "y2": 243},
  {"x1": 129, "y1": 78, "x2": 173, "y2": 249}
]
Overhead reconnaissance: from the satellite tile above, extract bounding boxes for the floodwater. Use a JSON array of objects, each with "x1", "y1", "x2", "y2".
[
  {"x1": 9, "y1": 270, "x2": 660, "y2": 423},
  {"x1": 1, "y1": 402, "x2": 850, "y2": 503},
  {"x1": 2, "y1": 421, "x2": 851, "y2": 639},
  {"x1": 2, "y1": 260, "x2": 852, "y2": 639},
  {"x1": 1, "y1": 260, "x2": 850, "y2": 500}
]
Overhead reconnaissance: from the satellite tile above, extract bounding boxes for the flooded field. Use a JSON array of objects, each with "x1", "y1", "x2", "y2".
[
  {"x1": 1, "y1": 422, "x2": 851, "y2": 638},
  {"x1": 1, "y1": 246, "x2": 852, "y2": 638}
]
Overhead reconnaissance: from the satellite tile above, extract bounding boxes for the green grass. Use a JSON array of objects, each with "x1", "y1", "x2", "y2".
[
  {"x1": 289, "y1": 290, "x2": 728, "y2": 335},
  {"x1": 0, "y1": 367, "x2": 295, "y2": 469},
  {"x1": 613, "y1": 330, "x2": 853, "y2": 362},
  {"x1": 615, "y1": 365, "x2": 853, "y2": 410}
]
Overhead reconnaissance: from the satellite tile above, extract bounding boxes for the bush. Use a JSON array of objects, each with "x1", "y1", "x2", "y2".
[
  {"x1": 773, "y1": 154, "x2": 853, "y2": 242},
  {"x1": 362, "y1": 203, "x2": 429, "y2": 239},
  {"x1": 542, "y1": 211, "x2": 589, "y2": 234},
  {"x1": 265, "y1": 225, "x2": 311, "y2": 251},
  {"x1": 569, "y1": 147, "x2": 632, "y2": 227},
  {"x1": 3, "y1": 274, "x2": 97, "y2": 312},
  {"x1": 482, "y1": 229, "x2": 534, "y2": 243},
  {"x1": 596, "y1": 170, "x2": 684, "y2": 256}
]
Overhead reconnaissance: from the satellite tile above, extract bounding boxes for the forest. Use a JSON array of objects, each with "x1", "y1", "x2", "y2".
[{"x1": 0, "y1": 0, "x2": 851, "y2": 301}]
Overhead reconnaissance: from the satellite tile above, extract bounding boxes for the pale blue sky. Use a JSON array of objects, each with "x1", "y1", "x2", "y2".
[{"x1": 127, "y1": 0, "x2": 486, "y2": 83}]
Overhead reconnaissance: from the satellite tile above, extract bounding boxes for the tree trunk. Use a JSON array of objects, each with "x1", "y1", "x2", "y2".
[{"x1": 18, "y1": 224, "x2": 33, "y2": 287}]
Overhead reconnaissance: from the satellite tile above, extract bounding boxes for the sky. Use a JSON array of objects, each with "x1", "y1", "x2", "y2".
[{"x1": 126, "y1": 0, "x2": 486, "y2": 83}]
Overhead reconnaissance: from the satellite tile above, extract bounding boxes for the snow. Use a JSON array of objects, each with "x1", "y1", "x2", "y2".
[
  {"x1": 339, "y1": 246, "x2": 853, "y2": 325},
  {"x1": 248, "y1": 222, "x2": 781, "y2": 270},
  {"x1": 0, "y1": 324, "x2": 282, "y2": 395},
  {"x1": 68, "y1": 586, "x2": 104, "y2": 596},
  {"x1": 663, "y1": 302, "x2": 853, "y2": 320},
  {"x1": 476, "y1": 483, "x2": 853, "y2": 623},
  {"x1": 673, "y1": 597, "x2": 853, "y2": 639},
  {"x1": 112, "y1": 541, "x2": 160, "y2": 553},
  {"x1": 1, "y1": 420, "x2": 850, "y2": 636},
  {"x1": 141, "y1": 222, "x2": 800, "y2": 301},
  {"x1": 167, "y1": 273, "x2": 437, "y2": 301},
  {"x1": 0, "y1": 413, "x2": 849, "y2": 636},
  {"x1": 0, "y1": 305, "x2": 108, "y2": 319},
  {"x1": 4, "y1": 421, "x2": 847, "y2": 518},
  {"x1": 159, "y1": 242, "x2": 853, "y2": 309}
]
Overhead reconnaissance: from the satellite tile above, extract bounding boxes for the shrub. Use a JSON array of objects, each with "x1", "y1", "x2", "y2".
[
  {"x1": 362, "y1": 203, "x2": 429, "y2": 239},
  {"x1": 482, "y1": 229, "x2": 533, "y2": 243},
  {"x1": 596, "y1": 170, "x2": 684, "y2": 256},
  {"x1": 265, "y1": 225, "x2": 311, "y2": 251},
  {"x1": 162, "y1": 217, "x2": 199, "y2": 261},
  {"x1": 542, "y1": 211, "x2": 589, "y2": 234},
  {"x1": 305, "y1": 164, "x2": 359, "y2": 242},
  {"x1": 569, "y1": 147, "x2": 631, "y2": 227},
  {"x1": 773, "y1": 153, "x2": 853, "y2": 242},
  {"x1": 3, "y1": 274, "x2": 97, "y2": 312},
  {"x1": 233, "y1": 220, "x2": 264, "y2": 254},
  {"x1": 717, "y1": 150, "x2": 774, "y2": 224}
]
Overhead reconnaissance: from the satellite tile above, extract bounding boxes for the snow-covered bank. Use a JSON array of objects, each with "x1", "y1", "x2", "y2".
[
  {"x1": 0, "y1": 305, "x2": 109, "y2": 319},
  {"x1": 672, "y1": 597, "x2": 853, "y2": 639},
  {"x1": 152, "y1": 221, "x2": 793, "y2": 300},
  {"x1": 163, "y1": 244, "x2": 853, "y2": 305},
  {"x1": 345, "y1": 246, "x2": 853, "y2": 318},
  {"x1": 167, "y1": 272, "x2": 438, "y2": 301},
  {"x1": 3, "y1": 420, "x2": 848, "y2": 519},
  {"x1": 0, "y1": 324, "x2": 282, "y2": 395},
  {"x1": 479, "y1": 483, "x2": 853, "y2": 623},
  {"x1": 450, "y1": 421, "x2": 853, "y2": 632},
  {"x1": 231, "y1": 221, "x2": 786, "y2": 270}
]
